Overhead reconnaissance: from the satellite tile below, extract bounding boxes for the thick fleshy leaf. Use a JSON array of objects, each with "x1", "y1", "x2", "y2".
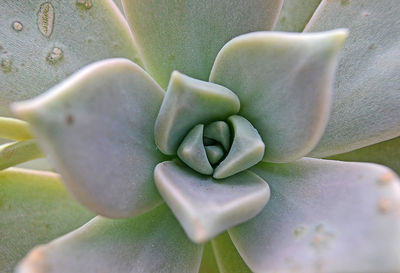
[
  {"x1": 16, "y1": 204, "x2": 203, "y2": 273},
  {"x1": 0, "y1": 117, "x2": 33, "y2": 140},
  {"x1": 212, "y1": 232, "x2": 252, "y2": 273},
  {"x1": 13, "y1": 59, "x2": 166, "y2": 218},
  {"x1": 327, "y1": 136, "x2": 400, "y2": 175},
  {"x1": 0, "y1": 139, "x2": 43, "y2": 170},
  {"x1": 155, "y1": 71, "x2": 240, "y2": 155},
  {"x1": 0, "y1": 0, "x2": 141, "y2": 117},
  {"x1": 274, "y1": 0, "x2": 322, "y2": 32},
  {"x1": 178, "y1": 124, "x2": 213, "y2": 175},
  {"x1": 199, "y1": 242, "x2": 220, "y2": 273},
  {"x1": 306, "y1": 0, "x2": 400, "y2": 157},
  {"x1": 205, "y1": 145, "x2": 225, "y2": 165},
  {"x1": 0, "y1": 168, "x2": 94, "y2": 273},
  {"x1": 210, "y1": 30, "x2": 347, "y2": 163},
  {"x1": 154, "y1": 160, "x2": 270, "y2": 243},
  {"x1": 229, "y1": 158, "x2": 400, "y2": 272},
  {"x1": 122, "y1": 0, "x2": 283, "y2": 88},
  {"x1": 204, "y1": 121, "x2": 231, "y2": 151},
  {"x1": 16, "y1": 157, "x2": 53, "y2": 171},
  {"x1": 214, "y1": 115, "x2": 265, "y2": 179}
]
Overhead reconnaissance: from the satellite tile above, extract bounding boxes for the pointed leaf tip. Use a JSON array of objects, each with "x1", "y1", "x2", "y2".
[
  {"x1": 12, "y1": 58, "x2": 166, "y2": 219},
  {"x1": 155, "y1": 71, "x2": 239, "y2": 155},
  {"x1": 210, "y1": 30, "x2": 348, "y2": 162},
  {"x1": 154, "y1": 161, "x2": 270, "y2": 243}
]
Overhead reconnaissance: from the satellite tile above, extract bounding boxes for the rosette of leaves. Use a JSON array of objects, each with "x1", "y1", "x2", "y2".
[{"x1": 1, "y1": 0, "x2": 400, "y2": 272}]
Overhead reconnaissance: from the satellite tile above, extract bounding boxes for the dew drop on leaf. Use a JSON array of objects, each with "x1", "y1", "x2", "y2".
[
  {"x1": 46, "y1": 47, "x2": 63, "y2": 65},
  {"x1": 37, "y1": 2, "x2": 54, "y2": 38},
  {"x1": 76, "y1": 0, "x2": 93, "y2": 9},
  {"x1": 12, "y1": 21, "x2": 23, "y2": 32}
]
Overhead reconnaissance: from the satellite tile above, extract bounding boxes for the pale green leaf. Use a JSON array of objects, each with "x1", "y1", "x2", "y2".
[
  {"x1": 205, "y1": 145, "x2": 225, "y2": 165},
  {"x1": 210, "y1": 30, "x2": 347, "y2": 163},
  {"x1": 306, "y1": 0, "x2": 400, "y2": 157},
  {"x1": 122, "y1": 0, "x2": 283, "y2": 88},
  {"x1": 155, "y1": 71, "x2": 239, "y2": 155},
  {"x1": 199, "y1": 242, "x2": 220, "y2": 273},
  {"x1": 13, "y1": 59, "x2": 166, "y2": 218},
  {"x1": 212, "y1": 232, "x2": 252, "y2": 273},
  {"x1": 0, "y1": 117, "x2": 33, "y2": 141},
  {"x1": 213, "y1": 115, "x2": 264, "y2": 179},
  {"x1": 204, "y1": 121, "x2": 231, "y2": 151},
  {"x1": 154, "y1": 160, "x2": 270, "y2": 243},
  {"x1": 229, "y1": 158, "x2": 400, "y2": 272},
  {"x1": 0, "y1": 168, "x2": 94, "y2": 273},
  {"x1": 0, "y1": 0, "x2": 141, "y2": 117},
  {"x1": 16, "y1": 204, "x2": 203, "y2": 273},
  {"x1": 274, "y1": 0, "x2": 322, "y2": 32},
  {"x1": 177, "y1": 124, "x2": 213, "y2": 175},
  {"x1": 326, "y1": 136, "x2": 400, "y2": 175},
  {"x1": 0, "y1": 139, "x2": 43, "y2": 170}
]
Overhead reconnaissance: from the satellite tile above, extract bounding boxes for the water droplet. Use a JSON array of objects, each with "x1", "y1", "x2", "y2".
[
  {"x1": 12, "y1": 21, "x2": 23, "y2": 32},
  {"x1": 37, "y1": 2, "x2": 54, "y2": 38},
  {"x1": 76, "y1": 0, "x2": 92, "y2": 9},
  {"x1": 1, "y1": 57, "x2": 13, "y2": 73},
  {"x1": 46, "y1": 47, "x2": 63, "y2": 65}
]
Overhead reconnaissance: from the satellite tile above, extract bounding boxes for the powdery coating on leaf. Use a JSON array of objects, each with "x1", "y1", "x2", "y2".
[
  {"x1": 0, "y1": 0, "x2": 141, "y2": 116},
  {"x1": 13, "y1": 59, "x2": 166, "y2": 218},
  {"x1": 16, "y1": 205, "x2": 203, "y2": 273},
  {"x1": 210, "y1": 30, "x2": 347, "y2": 163},
  {"x1": 122, "y1": 0, "x2": 284, "y2": 88},
  {"x1": 154, "y1": 161, "x2": 270, "y2": 243},
  {"x1": 306, "y1": 0, "x2": 400, "y2": 157},
  {"x1": 0, "y1": 168, "x2": 94, "y2": 272},
  {"x1": 230, "y1": 158, "x2": 400, "y2": 273}
]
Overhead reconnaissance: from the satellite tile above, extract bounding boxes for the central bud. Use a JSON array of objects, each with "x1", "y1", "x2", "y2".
[{"x1": 154, "y1": 71, "x2": 265, "y2": 179}]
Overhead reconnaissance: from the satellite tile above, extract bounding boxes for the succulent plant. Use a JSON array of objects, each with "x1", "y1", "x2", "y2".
[{"x1": 1, "y1": 0, "x2": 400, "y2": 272}]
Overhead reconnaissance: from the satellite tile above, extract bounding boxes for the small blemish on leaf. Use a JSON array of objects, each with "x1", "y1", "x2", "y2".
[
  {"x1": 12, "y1": 21, "x2": 23, "y2": 32},
  {"x1": 46, "y1": 47, "x2": 63, "y2": 65},
  {"x1": 293, "y1": 225, "x2": 306, "y2": 238},
  {"x1": 310, "y1": 224, "x2": 335, "y2": 251},
  {"x1": 66, "y1": 114, "x2": 74, "y2": 125},
  {"x1": 168, "y1": 55, "x2": 176, "y2": 61},
  {"x1": 76, "y1": 0, "x2": 93, "y2": 10},
  {"x1": 37, "y1": 2, "x2": 54, "y2": 38},
  {"x1": 378, "y1": 198, "x2": 391, "y2": 213},
  {"x1": 340, "y1": 0, "x2": 350, "y2": 6},
  {"x1": 1, "y1": 56, "x2": 12, "y2": 73},
  {"x1": 368, "y1": 44, "x2": 376, "y2": 50},
  {"x1": 378, "y1": 172, "x2": 395, "y2": 185},
  {"x1": 2, "y1": 147, "x2": 15, "y2": 159}
]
